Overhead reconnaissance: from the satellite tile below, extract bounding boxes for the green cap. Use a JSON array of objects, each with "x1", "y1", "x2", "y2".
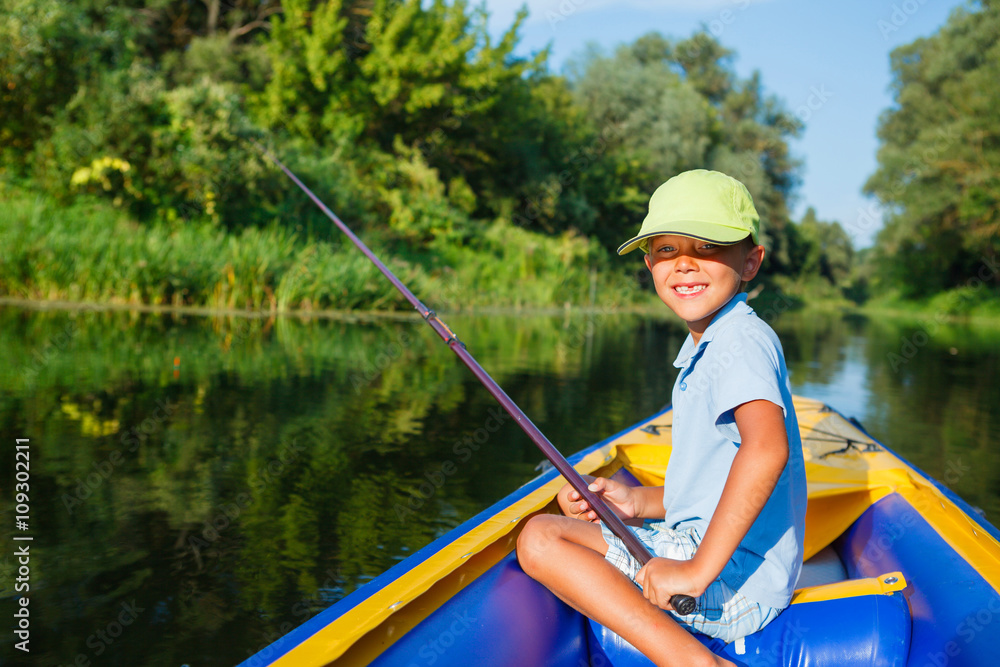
[{"x1": 617, "y1": 169, "x2": 760, "y2": 255}]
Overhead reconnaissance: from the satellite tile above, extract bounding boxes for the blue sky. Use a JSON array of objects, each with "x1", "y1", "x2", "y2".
[{"x1": 479, "y1": 0, "x2": 970, "y2": 247}]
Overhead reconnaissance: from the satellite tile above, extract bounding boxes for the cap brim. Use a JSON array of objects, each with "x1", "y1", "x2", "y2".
[{"x1": 617, "y1": 223, "x2": 753, "y2": 255}]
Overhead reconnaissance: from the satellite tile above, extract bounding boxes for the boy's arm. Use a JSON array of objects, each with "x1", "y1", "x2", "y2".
[
  {"x1": 631, "y1": 485, "x2": 667, "y2": 520},
  {"x1": 691, "y1": 399, "x2": 789, "y2": 589},
  {"x1": 636, "y1": 399, "x2": 788, "y2": 604}
]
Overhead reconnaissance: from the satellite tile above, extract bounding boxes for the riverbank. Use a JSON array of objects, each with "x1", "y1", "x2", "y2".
[
  {"x1": 858, "y1": 290, "x2": 1000, "y2": 328},
  {"x1": 1, "y1": 185, "x2": 641, "y2": 313},
  {"x1": 0, "y1": 295, "x2": 674, "y2": 320},
  {"x1": 0, "y1": 184, "x2": 837, "y2": 318},
  {"x1": 13, "y1": 184, "x2": 995, "y2": 324}
]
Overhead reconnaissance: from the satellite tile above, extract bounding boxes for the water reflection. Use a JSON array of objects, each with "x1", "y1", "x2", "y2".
[{"x1": 0, "y1": 304, "x2": 997, "y2": 666}]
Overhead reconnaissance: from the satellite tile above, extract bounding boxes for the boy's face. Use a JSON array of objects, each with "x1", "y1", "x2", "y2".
[{"x1": 644, "y1": 234, "x2": 764, "y2": 341}]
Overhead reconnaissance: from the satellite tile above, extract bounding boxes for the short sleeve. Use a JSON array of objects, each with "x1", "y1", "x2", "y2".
[{"x1": 705, "y1": 325, "x2": 787, "y2": 443}]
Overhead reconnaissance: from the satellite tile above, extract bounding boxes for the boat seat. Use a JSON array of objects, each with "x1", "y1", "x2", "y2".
[
  {"x1": 586, "y1": 573, "x2": 911, "y2": 667},
  {"x1": 796, "y1": 545, "x2": 849, "y2": 588}
]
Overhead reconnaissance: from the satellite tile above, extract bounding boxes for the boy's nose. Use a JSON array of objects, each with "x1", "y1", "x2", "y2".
[{"x1": 675, "y1": 252, "x2": 699, "y2": 271}]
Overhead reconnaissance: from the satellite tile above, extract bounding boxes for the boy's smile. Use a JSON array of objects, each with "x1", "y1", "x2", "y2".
[{"x1": 644, "y1": 234, "x2": 764, "y2": 343}]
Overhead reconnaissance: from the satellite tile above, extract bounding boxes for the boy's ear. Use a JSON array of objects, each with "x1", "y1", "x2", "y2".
[
  {"x1": 741, "y1": 245, "x2": 765, "y2": 281},
  {"x1": 644, "y1": 253, "x2": 653, "y2": 273}
]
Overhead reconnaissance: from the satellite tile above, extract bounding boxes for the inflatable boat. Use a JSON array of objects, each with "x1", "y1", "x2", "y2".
[{"x1": 240, "y1": 396, "x2": 1000, "y2": 666}]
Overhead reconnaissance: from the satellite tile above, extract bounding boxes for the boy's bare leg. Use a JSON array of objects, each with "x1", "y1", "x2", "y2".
[{"x1": 517, "y1": 515, "x2": 734, "y2": 667}]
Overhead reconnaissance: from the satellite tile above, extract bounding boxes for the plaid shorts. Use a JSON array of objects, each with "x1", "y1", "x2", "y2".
[{"x1": 601, "y1": 521, "x2": 780, "y2": 644}]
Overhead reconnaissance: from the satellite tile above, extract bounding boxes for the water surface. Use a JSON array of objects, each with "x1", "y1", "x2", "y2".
[{"x1": 1, "y1": 304, "x2": 998, "y2": 666}]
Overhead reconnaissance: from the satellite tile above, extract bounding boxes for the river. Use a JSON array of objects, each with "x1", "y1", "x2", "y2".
[{"x1": 1, "y1": 303, "x2": 998, "y2": 666}]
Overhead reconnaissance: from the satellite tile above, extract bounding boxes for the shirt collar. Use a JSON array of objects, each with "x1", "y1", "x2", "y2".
[{"x1": 673, "y1": 293, "x2": 751, "y2": 369}]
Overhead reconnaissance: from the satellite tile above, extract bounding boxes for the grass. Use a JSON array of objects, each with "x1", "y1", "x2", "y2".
[
  {"x1": 0, "y1": 185, "x2": 646, "y2": 313},
  {"x1": 859, "y1": 288, "x2": 1000, "y2": 327}
]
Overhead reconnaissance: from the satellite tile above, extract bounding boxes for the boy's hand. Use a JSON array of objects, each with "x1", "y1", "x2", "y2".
[
  {"x1": 635, "y1": 557, "x2": 706, "y2": 611},
  {"x1": 561, "y1": 476, "x2": 639, "y2": 522}
]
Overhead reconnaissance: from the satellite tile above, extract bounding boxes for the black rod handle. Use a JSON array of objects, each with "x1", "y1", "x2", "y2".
[{"x1": 670, "y1": 594, "x2": 697, "y2": 616}]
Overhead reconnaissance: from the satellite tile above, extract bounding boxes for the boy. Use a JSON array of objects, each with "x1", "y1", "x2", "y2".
[{"x1": 516, "y1": 170, "x2": 807, "y2": 667}]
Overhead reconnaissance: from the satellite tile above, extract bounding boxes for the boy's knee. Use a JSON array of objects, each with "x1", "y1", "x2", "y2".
[
  {"x1": 516, "y1": 515, "x2": 546, "y2": 557},
  {"x1": 516, "y1": 518, "x2": 538, "y2": 574},
  {"x1": 516, "y1": 515, "x2": 560, "y2": 574}
]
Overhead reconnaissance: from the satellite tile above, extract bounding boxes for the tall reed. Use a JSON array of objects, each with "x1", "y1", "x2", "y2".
[{"x1": 0, "y1": 187, "x2": 646, "y2": 312}]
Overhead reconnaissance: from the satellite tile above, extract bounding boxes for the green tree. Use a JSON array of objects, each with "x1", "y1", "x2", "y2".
[
  {"x1": 567, "y1": 32, "x2": 803, "y2": 264},
  {"x1": 865, "y1": 0, "x2": 1000, "y2": 298},
  {"x1": 0, "y1": 0, "x2": 147, "y2": 163},
  {"x1": 0, "y1": 0, "x2": 273, "y2": 167},
  {"x1": 257, "y1": 0, "x2": 574, "y2": 243},
  {"x1": 258, "y1": 0, "x2": 533, "y2": 151},
  {"x1": 797, "y1": 207, "x2": 854, "y2": 286},
  {"x1": 2, "y1": 0, "x2": 282, "y2": 226}
]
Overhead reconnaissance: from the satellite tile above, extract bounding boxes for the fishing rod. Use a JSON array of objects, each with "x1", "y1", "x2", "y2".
[{"x1": 256, "y1": 142, "x2": 697, "y2": 616}]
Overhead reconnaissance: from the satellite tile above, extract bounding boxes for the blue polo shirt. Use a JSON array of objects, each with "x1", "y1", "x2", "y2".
[{"x1": 664, "y1": 293, "x2": 806, "y2": 609}]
